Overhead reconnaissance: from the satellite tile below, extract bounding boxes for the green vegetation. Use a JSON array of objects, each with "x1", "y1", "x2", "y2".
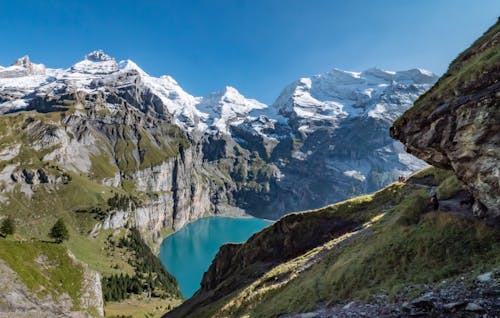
[
  {"x1": 102, "y1": 273, "x2": 144, "y2": 301},
  {"x1": 182, "y1": 166, "x2": 500, "y2": 318},
  {"x1": 0, "y1": 216, "x2": 15, "y2": 236},
  {"x1": 65, "y1": 229, "x2": 135, "y2": 276},
  {"x1": 407, "y1": 166, "x2": 454, "y2": 186},
  {"x1": 90, "y1": 152, "x2": 119, "y2": 180},
  {"x1": 102, "y1": 228, "x2": 181, "y2": 302},
  {"x1": 105, "y1": 296, "x2": 181, "y2": 318},
  {"x1": 49, "y1": 218, "x2": 70, "y2": 243},
  {"x1": 113, "y1": 124, "x2": 189, "y2": 173},
  {"x1": 107, "y1": 193, "x2": 138, "y2": 211},
  {"x1": 0, "y1": 240, "x2": 84, "y2": 310},
  {"x1": 138, "y1": 130, "x2": 170, "y2": 169},
  {"x1": 436, "y1": 174, "x2": 464, "y2": 200},
  {"x1": 394, "y1": 189, "x2": 430, "y2": 226}
]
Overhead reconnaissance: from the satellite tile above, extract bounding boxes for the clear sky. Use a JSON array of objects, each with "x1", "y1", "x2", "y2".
[{"x1": 0, "y1": 0, "x2": 499, "y2": 103}]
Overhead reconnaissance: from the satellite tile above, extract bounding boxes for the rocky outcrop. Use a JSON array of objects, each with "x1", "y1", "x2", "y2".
[
  {"x1": 391, "y1": 18, "x2": 500, "y2": 218},
  {"x1": 284, "y1": 272, "x2": 500, "y2": 318},
  {"x1": 0, "y1": 255, "x2": 104, "y2": 318},
  {"x1": 10, "y1": 168, "x2": 70, "y2": 185}
]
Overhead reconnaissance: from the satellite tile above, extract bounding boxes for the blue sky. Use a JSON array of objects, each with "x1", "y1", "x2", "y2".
[{"x1": 0, "y1": 0, "x2": 499, "y2": 103}]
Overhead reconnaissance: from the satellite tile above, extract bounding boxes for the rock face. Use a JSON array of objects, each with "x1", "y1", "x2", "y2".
[
  {"x1": 0, "y1": 255, "x2": 104, "y2": 318},
  {"x1": 391, "y1": 18, "x2": 500, "y2": 218}
]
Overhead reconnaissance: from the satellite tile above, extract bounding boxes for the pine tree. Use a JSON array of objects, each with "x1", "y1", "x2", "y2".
[
  {"x1": 49, "y1": 218, "x2": 69, "y2": 243},
  {"x1": 0, "y1": 217, "x2": 15, "y2": 236}
]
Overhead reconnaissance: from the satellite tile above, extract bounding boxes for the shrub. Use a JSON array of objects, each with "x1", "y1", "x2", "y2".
[
  {"x1": 396, "y1": 190, "x2": 430, "y2": 226},
  {"x1": 436, "y1": 175, "x2": 463, "y2": 200},
  {"x1": 49, "y1": 218, "x2": 69, "y2": 243},
  {"x1": 0, "y1": 217, "x2": 15, "y2": 236}
]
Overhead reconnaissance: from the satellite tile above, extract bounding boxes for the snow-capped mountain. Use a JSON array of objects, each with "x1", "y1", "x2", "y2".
[
  {"x1": 196, "y1": 86, "x2": 266, "y2": 134},
  {"x1": 272, "y1": 67, "x2": 438, "y2": 135},
  {"x1": 228, "y1": 67, "x2": 437, "y2": 217},
  {"x1": 0, "y1": 50, "x2": 206, "y2": 130},
  {"x1": 0, "y1": 50, "x2": 438, "y2": 218}
]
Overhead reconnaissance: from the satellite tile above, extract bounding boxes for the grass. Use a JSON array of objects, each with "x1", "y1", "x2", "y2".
[
  {"x1": 407, "y1": 166, "x2": 454, "y2": 186},
  {"x1": 90, "y1": 152, "x2": 119, "y2": 180},
  {"x1": 65, "y1": 229, "x2": 135, "y2": 276},
  {"x1": 436, "y1": 174, "x2": 464, "y2": 200},
  {"x1": 0, "y1": 239, "x2": 84, "y2": 310},
  {"x1": 105, "y1": 295, "x2": 181, "y2": 318},
  {"x1": 179, "y1": 167, "x2": 500, "y2": 318},
  {"x1": 250, "y1": 212, "x2": 500, "y2": 317},
  {"x1": 1, "y1": 171, "x2": 113, "y2": 238}
]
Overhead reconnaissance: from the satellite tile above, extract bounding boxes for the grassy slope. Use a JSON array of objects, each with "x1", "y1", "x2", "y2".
[
  {"x1": 0, "y1": 110, "x2": 186, "y2": 316},
  {"x1": 0, "y1": 239, "x2": 88, "y2": 312},
  {"x1": 180, "y1": 167, "x2": 500, "y2": 318},
  {"x1": 105, "y1": 296, "x2": 182, "y2": 318}
]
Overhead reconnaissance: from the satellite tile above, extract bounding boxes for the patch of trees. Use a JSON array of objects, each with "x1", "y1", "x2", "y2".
[
  {"x1": 0, "y1": 216, "x2": 15, "y2": 237},
  {"x1": 107, "y1": 194, "x2": 130, "y2": 211},
  {"x1": 74, "y1": 193, "x2": 141, "y2": 224},
  {"x1": 102, "y1": 228, "x2": 181, "y2": 302},
  {"x1": 75, "y1": 207, "x2": 108, "y2": 221},
  {"x1": 102, "y1": 273, "x2": 142, "y2": 301},
  {"x1": 49, "y1": 218, "x2": 69, "y2": 243},
  {"x1": 107, "y1": 193, "x2": 139, "y2": 211}
]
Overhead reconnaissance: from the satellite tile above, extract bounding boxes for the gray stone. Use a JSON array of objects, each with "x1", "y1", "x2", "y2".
[
  {"x1": 465, "y1": 302, "x2": 485, "y2": 312},
  {"x1": 477, "y1": 272, "x2": 493, "y2": 283}
]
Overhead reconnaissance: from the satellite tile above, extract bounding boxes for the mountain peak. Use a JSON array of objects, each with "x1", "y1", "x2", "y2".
[
  {"x1": 71, "y1": 50, "x2": 118, "y2": 74},
  {"x1": 12, "y1": 55, "x2": 32, "y2": 67},
  {"x1": 84, "y1": 50, "x2": 114, "y2": 62},
  {"x1": 223, "y1": 86, "x2": 239, "y2": 94},
  {"x1": 0, "y1": 55, "x2": 45, "y2": 78}
]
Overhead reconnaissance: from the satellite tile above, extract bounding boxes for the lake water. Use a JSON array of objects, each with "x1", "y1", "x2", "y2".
[{"x1": 158, "y1": 216, "x2": 271, "y2": 298}]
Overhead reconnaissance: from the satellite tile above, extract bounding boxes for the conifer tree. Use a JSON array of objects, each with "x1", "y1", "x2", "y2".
[
  {"x1": 0, "y1": 217, "x2": 15, "y2": 236},
  {"x1": 49, "y1": 218, "x2": 69, "y2": 243}
]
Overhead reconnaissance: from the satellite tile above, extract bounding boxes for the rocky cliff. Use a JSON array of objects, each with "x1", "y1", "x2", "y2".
[
  {"x1": 0, "y1": 242, "x2": 104, "y2": 318},
  {"x1": 391, "y1": 18, "x2": 500, "y2": 219}
]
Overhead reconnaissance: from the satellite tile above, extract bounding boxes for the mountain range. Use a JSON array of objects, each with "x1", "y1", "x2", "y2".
[{"x1": 0, "y1": 50, "x2": 436, "y2": 225}]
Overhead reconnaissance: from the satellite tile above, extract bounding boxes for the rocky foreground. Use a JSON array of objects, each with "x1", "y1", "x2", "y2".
[{"x1": 286, "y1": 272, "x2": 500, "y2": 318}]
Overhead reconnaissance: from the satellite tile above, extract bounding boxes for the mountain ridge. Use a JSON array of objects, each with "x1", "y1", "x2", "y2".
[{"x1": 0, "y1": 50, "x2": 435, "y2": 219}]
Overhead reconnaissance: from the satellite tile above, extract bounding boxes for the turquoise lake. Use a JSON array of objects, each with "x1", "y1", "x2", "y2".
[{"x1": 159, "y1": 216, "x2": 272, "y2": 298}]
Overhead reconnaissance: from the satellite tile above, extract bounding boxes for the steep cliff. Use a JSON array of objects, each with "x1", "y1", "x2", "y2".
[{"x1": 391, "y1": 18, "x2": 500, "y2": 218}]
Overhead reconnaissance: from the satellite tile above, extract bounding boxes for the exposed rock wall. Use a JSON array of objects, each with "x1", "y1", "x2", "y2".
[
  {"x1": 391, "y1": 19, "x2": 500, "y2": 218},
  {"x1": 0, "y1": 256, "x2": 104, "y2": 318}
]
